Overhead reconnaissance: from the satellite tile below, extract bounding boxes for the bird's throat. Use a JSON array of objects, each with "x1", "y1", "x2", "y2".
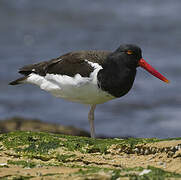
[{"x1": 97, "y1": 66, "x2": 136, "y2": 97}]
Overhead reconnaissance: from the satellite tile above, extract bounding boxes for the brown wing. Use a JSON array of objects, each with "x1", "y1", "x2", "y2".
[{"x1": 19, "y1": 50, "x2": 111, "y2": 77}]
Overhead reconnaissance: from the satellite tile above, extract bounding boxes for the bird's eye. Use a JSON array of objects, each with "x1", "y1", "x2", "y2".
[{"x1": 126, "y1": 50, "x2": 133, "y2": 55}]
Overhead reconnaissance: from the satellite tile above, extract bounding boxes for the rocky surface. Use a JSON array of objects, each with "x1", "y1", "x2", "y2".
[
  {"x1": 0, "y1": 131, "x2": 181, "y2": 179},
  {"x1": 0, "y1": 117, "x2": 89, "y2": 137}
]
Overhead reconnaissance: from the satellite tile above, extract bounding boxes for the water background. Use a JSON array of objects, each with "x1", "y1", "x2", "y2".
[{"x1": 1, "y1": 0, "x2": 181, "y2": 138}]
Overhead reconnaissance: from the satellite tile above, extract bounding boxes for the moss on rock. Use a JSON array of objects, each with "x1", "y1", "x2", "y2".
[{"x1": 0, "y1": 131, "x2": 181, "y2": 179}]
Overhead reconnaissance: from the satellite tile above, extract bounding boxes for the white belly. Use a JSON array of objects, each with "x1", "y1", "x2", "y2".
[{"x1": 25, "y1": 63, "x2": 115, "y2": 104}]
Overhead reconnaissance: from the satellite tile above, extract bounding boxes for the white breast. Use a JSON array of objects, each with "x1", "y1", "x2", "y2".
[{"x1": 25, "y1": 60, "x2": 115, "y2": 104}]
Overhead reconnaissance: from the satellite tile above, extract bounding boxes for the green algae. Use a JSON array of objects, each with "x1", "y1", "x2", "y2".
[
  {"x1": 72, "y1": 165, "x2": 181, "y2": 179},
  {"x1": 60, "y1": 134, "x2": 161, "y2": 154},
  {"x1": 56, "y1": 154, "x2": 76, "y2": 163},
  {"x1": 1, "y1": 131, "x2": 60, "y2": 153},
  {"x1": 1, "y1": 131, "x2": 181, "y2": 156},
  {"x1": 128, "y1": 166, "x2": 181, "y2": 180},
  {"x1": 7, "y1": 160, "x2": 36, "y2": 168},
  {"x1": 1, "y1": 131, "x2": 181, "y2": 179}
]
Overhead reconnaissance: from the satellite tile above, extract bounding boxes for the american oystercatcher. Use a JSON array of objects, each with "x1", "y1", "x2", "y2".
[{"x1": 9, "y1": 44, "x2": 169, "y2": 138}]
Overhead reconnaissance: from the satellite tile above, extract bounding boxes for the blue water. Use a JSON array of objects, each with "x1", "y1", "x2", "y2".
[{"x1": 1, "y1": 0, "x2": 181, "y2": 138}]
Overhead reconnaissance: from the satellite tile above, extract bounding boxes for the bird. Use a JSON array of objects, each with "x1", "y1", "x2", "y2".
[{"x1": 9, "y1": 44, "x2": 169, "y2": 138}]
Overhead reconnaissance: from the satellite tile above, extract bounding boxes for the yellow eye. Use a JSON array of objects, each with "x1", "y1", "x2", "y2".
[{"x1": 126, "y1": 50, "x2": 133, "y2": 55}]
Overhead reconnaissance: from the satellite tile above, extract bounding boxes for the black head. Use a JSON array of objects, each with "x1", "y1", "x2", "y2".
[
  {"x1": 111, "y1": 44, "x2": 169, "y2": 83},
  {"x1": 112, "y1": 44, "x2": 142, "y2": 69}
]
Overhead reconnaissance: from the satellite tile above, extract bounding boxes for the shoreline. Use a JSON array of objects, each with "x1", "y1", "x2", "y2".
[{"x1": 0, "y1": 131, "x2": 181, "y2": 179}]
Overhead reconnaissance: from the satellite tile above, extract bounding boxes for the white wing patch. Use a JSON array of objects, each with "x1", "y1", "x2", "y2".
[{"x1": 26, "y1": 60, "x2": 115, "y2": 104}]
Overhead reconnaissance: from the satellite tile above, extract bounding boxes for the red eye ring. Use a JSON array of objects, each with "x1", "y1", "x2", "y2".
[{"x1": 127, "y1": 50, "x2": 133, "y2": 55}]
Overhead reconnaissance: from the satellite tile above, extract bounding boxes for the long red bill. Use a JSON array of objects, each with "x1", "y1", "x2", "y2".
[{"x1": 138, "y1": 58, "x2": 170, "y2": 83}]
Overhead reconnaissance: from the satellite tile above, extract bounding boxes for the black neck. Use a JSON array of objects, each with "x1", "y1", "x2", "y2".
[{"x1": 97, "y1": 60, "x2": 136, "y2": 97}]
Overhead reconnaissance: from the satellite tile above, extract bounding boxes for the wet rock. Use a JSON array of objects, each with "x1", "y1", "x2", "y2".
[{"x1": 0, "y1": 116, "x2": 89, "y2": 137}]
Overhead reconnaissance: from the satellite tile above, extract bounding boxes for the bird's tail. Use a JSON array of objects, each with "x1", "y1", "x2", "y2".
[{"x1": 9, "y1": 76, "x2": 28, "y2": 85}]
